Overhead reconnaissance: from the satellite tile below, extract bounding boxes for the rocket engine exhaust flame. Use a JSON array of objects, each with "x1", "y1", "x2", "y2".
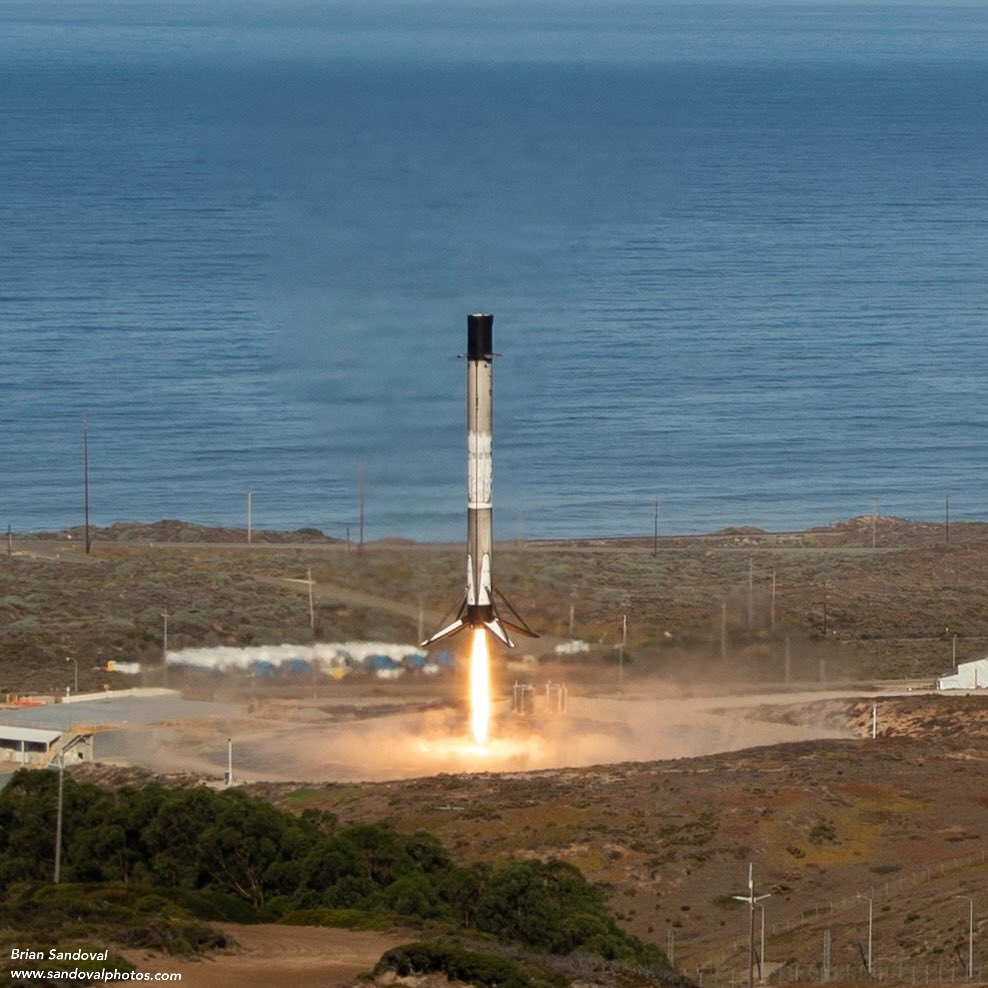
[{"x1": 468, "y1": 628, "x2": 491, "y2": 746}]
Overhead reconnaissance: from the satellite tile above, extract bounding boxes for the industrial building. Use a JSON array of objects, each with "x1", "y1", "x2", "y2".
[
  {"x1": 937, "y1": 658, "x2": 988, "y2": 690},
  {"x1": 0, "y1": 725, "x2": 94, "y2": 767}
]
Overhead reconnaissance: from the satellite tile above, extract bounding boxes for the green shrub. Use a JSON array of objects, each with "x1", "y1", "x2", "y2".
[
  {"x1": 0, "y1": 882, "x2": 230, "y2": 959},
  {"x1": 375, "y1": 941, "x2": 563, "y2": 988},
  {"x1": 167, "y1": 888, "x2": 259, "y2": 924},
  {"x1": 114, "y1": 918, "x2": 230, "y2": 956},
  {"x1": 279, "y1": 907, "x2": 395, "y2": 930},
  {"x1": 470, "y1": 860, "x2": 662, "y2": 964},
  {"x1": 0, "y1": 772, "x2": 661, "y2": 966}
]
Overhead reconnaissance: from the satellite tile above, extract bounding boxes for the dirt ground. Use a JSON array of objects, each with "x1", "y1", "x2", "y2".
[
  {"x1": 89, "y1": 683, "x2": 883, "y2": 783},
  {"x1": 119, "y1": 924, "x2": 411, "y2": 988}
]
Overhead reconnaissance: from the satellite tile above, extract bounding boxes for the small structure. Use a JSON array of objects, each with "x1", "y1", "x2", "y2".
[
  {"x1": 545, "y1": 680, "x2": 568, "y2": 715},
  {"x1": 511, "y1": 681, "x2": 535, "y2": 715},
  {"x1": 0, "y1": 726, "x2": 94, "y2": 766},
  {"x1": 938, "y1": 658, "x2": 988, "y2": 690}
]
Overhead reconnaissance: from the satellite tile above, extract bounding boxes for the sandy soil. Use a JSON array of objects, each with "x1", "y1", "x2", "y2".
[{"x1": 120, "y1": 924, "x2": 411, "y2": 988}]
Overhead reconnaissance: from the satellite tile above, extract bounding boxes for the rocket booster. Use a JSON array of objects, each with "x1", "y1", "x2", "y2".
[
  {"x1": 421, "y1": 314, "x2": 536, "y2": 648},
  {"x1": 466, "y1": 313, "x2": 496, "y2": 632}
]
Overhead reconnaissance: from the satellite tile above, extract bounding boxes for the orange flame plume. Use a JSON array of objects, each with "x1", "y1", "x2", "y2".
[{"x1": 468, "y1": 627, "x2": 491, "y2": 746}]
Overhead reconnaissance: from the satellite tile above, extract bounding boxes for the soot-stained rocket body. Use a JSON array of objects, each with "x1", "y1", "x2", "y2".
[{"x1": 421, "y1": 314, "x2": 537, "y2": 648}]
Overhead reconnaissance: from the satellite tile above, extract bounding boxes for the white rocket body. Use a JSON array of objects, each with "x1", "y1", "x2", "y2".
[{"x1": 421, "y1": 314, "x2": 536, "y2": 648}]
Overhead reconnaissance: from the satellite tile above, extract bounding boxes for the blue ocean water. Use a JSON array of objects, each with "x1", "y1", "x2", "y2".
[{"x1": 3, "y1": 0, "x2": 988, "y2": 541}]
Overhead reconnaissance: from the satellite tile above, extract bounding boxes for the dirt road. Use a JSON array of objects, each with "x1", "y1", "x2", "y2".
[{"x1": 121, "y1": 924, "x2": 410, "y2": 988}]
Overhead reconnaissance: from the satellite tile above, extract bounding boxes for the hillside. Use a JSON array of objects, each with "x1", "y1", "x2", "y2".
[
  {"x1": 6, "y1": 516, "x2": 988, "y2": 985},
  {"x1": 66, "y1": 692, "x2": 988, "y2": 986},
  {"x1": 3, "y1": 515, "x2": 987, "y2": 696},
  {"x1": 236, "y1": 693, "x2": 988, "y2": 986}
]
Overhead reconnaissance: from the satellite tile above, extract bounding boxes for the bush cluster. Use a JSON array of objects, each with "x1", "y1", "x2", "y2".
[
  {"x1": 375, "y1": 941, "x2": 564, "y2": 988},
  {"x1": 0, "y1": 771, "x2": 661, "y2": 965}
]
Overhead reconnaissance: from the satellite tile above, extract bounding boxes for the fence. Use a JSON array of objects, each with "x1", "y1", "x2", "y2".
[{"x1": 683, "y1": 848, "x2": 988, "y2": 986}]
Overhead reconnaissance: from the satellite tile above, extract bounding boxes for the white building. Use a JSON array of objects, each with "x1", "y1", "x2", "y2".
[
  {"x1": 937, "y1": 658, "x2": 988, "y2": 690},
  {"x1": 0, "y1": 726, "x2": 94, "y2": 766}
]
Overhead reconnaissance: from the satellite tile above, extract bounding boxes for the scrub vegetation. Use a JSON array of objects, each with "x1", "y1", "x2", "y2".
[
  {"x1": 5, "y1": 515, "x2": 988, "y2": 695},
  {"x1": 0, "y1": 769, "x2": 668, "y2": 978}
]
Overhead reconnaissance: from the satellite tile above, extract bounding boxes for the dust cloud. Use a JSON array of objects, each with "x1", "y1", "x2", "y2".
[
  {"x1": 99, "y1": 683, "x2": 863, "y2": 785},
  {"x1": 269, "y1": 693, "x2": 854, "y2": 782}
]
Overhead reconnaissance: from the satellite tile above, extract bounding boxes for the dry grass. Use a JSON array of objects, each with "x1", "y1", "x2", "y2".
[{"x1": 5, "y1": 515, "x2": 988, "y2": 695}]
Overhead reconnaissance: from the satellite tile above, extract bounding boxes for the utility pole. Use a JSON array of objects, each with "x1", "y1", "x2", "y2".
[
  {"x1": 307, "y1": 567, "x2": 315, "y2": 633},
  {"x1": 161, "y1": 611, "x2": 169, "y2": 687},
  {"x1": 857, "y1": 894, "x2": 873, "y2": 975},
  {"x1": 946, "y1": 493, "x2": 950, "y2": 545},
  {"x1": 757, "y1": 901, "x2": 767, "y2": 982},
  {"x1": 867, "y1": 895, "x2": 873, "y2": 974},
  {"x1": 54, "y1": 705, "x2": 76, "y2": 883},
  {"x1": 653, "y1": 499, "x2": 658, "y2": 557},
  {"x1": 748, "y1": 558, "x2": 754, "y2": 629},
  {"x1": 618, "y1": 613, "x2": 627, "y2": 686},
  {"x1": 246, "y1": 491, "x2": 252, "y2": 544},
  {"x1": 357, "y1": 464, "x2": 366, "y2": 553},
  {"x1": 733, "y1": 864, "x2": 771, "y2": 988},
  {"x1": 82, "y1": 416, "x2": 92, "y2": 554},
  {"x1": 720, "y1": 600, "x2": 728, "y2": 661},
  {"x1": 770, "y1": 568, "x2": 776, "y2": 631},
  {"x1": 65, "y1": 656, "x2": 78, "y2": 693},
  {"x1": 54, "y1": 744, "x2": 65, "y2": 883},
  {"x1": 956, "y1": 896, "x2": 974, "y2": 980}
]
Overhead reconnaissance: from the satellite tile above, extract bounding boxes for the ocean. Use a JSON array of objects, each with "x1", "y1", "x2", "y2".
[{"x1": 3, "y1": 0, "x2": 988, "y2": 541}]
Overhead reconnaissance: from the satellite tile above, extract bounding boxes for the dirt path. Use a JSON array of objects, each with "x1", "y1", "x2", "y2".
[
  {"x1": 266, "y1": 575, "x2": 567, "y2": 656},
  {"x1": 267, "y1": 575, "x2": 426, "y2": 624},
  {"x1": 121, "y1": 924, "x2": 411, "y2": 988}
]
